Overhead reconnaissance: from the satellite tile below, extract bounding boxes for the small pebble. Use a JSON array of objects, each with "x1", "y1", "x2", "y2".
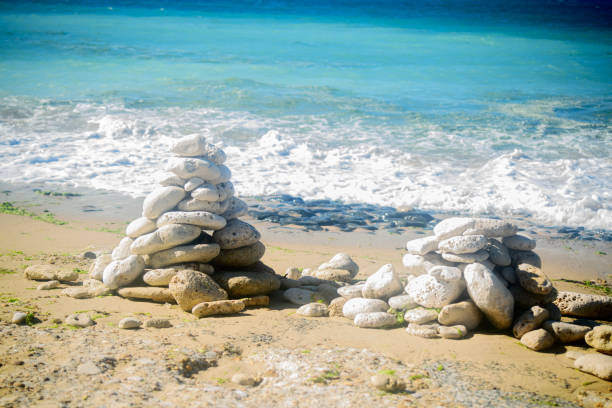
[
  {"x1": 12, "y1": 312, "x2": 27, "y2": 325},
  {"x1": 370, "y1": 374, "x2": 405, "y2": 393},
  {"x1": 37, "y1": 280, "x2": 60, "y2": 290},
  {"x1": 231, "y1": 373, "x2": 261, "y2": 386},
  {"x1": 144, "y1": 318, "x2": 172, "y2": 328},
  {"x1": 118, "y1": 317, "x2": 142, "y2": 329},
  {"x1": 65, "y1": 313, "x2": 95, "y2": 328}
]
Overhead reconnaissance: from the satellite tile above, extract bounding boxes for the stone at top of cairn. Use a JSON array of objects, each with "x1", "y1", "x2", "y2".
[{"x1": 91, "y1": 134, "x2": 271, "y2": 302}]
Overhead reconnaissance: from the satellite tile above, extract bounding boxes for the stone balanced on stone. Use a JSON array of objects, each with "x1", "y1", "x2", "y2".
[{"x1": 86, "y1": 135, "x2": 278, "y2": 315}]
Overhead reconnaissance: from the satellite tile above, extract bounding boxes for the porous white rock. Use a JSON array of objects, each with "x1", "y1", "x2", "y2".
[
  {"x1": 404, "y1": 307, "x2": 438, "y2": 324},
  {"x1": 441, "y1": 250, "x2": 489, "y2": 263},
  {"x1": 317, "y1": 253, "x2": 359, "y2": 278},
  {"x1": 145, "y1": 243, "x2": 220, "y2": 268},
  {"x1": 342, "y1": 298, "x2": 389, "y2": 320},
  {"x1": 388, "y1": 294, "x2": 418, "y2": 310},
  {"x1": 405, "y1": 266, "x2": 465, "y2": 309},
  {"x1": 503, "y1": 234, "x2": 536, "y2": 251},
  {"x1": 171, "y1": 135, "x2": 226, "y2": 164},
  {"x1": 405, "y1": 236, "x2": 439, "y2": 255},
  {"x1": 362, "y1": 264, "x2": 403, "y2": 299},
  {"x1": 433, "y1": 217, "x2": 475, "y2": 240},
  {"x1": 438, "y1": 235, "x2": 487, "y2": 254},
  {"x1": 402, "y1": 252, "x2": 455, "y2": 275},
  {"x1": 486, "y1": 238, "x2": 511, "y2": 266},
  {"x1": 112, "y1": 237, "x2": 133, "y2": 261},
  {"x1": 184, "y1": 177, "x2": 205, "y2": 192},
  {"x1": 156, "y1": 210, "x2": 226, "y2": 230},
  {"x1": 169, "y1": 270, "x2": 228, "y2": 312},
  {"x1": 142, "y1": 186, "x2": 186, "y2": 219},
  {"x1": 463, "y1": 218, "x2": 518, "y2": 237},
  {"x1": 103, "y1": 255, "x2": 145, "y2": 290},
  {"x1": 130, "y1": 224, "x2": 202, "y2": 255},
  {"x1": 166, "y1": 157, "x2": 221, "y2": 181},
  {"x1": 212, "y1": 219, "x2": 261, "y2": 250},
  {"x1": 574, "y1": 353, "x2": 612, "y2": 381},
  {"x1": 126, "y1": 217, "x2": 157, "y2": 239},
  {"x1": 463, "y1": 262, "x2": 514, "y2": 329},
  {"x1": 406, "y1": 322, "x2": 440, "y2": 338},
  {"x1": 89, "y1": 253, "x2": 113, "y2": 281},
  {"x1": 221, "y1": 197, "x2": 249, "y2": 220},
  {"x1": 354, "y1": 312, "x2": 397, "y2": 328},
  {"x1": 338, "y1": 284, "x2": 366, "y2": 299},
  {"x1": 296, "y1": 303, "x2": 328, "y2": 317}
]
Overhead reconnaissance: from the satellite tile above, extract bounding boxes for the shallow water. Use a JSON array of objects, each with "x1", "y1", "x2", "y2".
[{"x1": 0, "y1": 0, "x2": 610, "y2": 229}]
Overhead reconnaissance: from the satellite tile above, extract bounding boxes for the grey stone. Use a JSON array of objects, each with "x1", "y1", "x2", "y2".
[
  {"x1": 285, "y1": 267, "x2": 302, "y2": 280},
  {"x1": 513, "y1": 306, "x2": 550, "y2": 338},
  {"x1": 166, "y1": 157, "x2": 221, "y2": 181},
  {"x1": 438, "y1": 300, "x2": 483, "y2": 330},
  {"x1": 209, "y1": 164, "x2": 231, "y2": 184},
  {"x1": 111, "y1": 237, "x2": 134, "y2": 261},
  {"x1": 215, "y1": 182, "x2": 234, "y2": 202},
  {"x1": 81, "y1": 251, "x2": 96, "y2": 259},
  {"x1": 118, "y1": 317, "x2": 142, "y2": 329},
  {"x1": 131, "y1": 224, "x2": 202, "y2": 255},
  {"x1": 142, "y1": 186, "x2": 186, "y2": 219},
  {"x1": 328, "y1": 297, "x2": 347, "y2": 317},
  {"x1": 283, "y1": 288, "x2": 315, "y2": 305},
  {"x1": 405, "y1": 266, "x2": 465, "y2": 309},
  {"x1": 65, "y1": 313, "x2": 94, "y2": 328},
  {"x1": 144, "y1": 318, "x2": 172, "y2": 328},
  {"x1": 156, "y1": 211, "x2": 226, "y2": 231},
  {"x1": 370, "y1": 374, "x2": 405, "y2": 393},
  {"x1": 317, "y1": 253, "x2": 359, "y2": 278},
  {"x1": 143, "y1": 268, "x2": 179, "y2": 286},
  {"x1": 463, "y1": 218, "x2": 518, "y2": 238},
  {"x1": 511, "y1": 250, "x2": 541, "y2": 268},
  {"x1": 441, "y1": 250, "x2": 489, "y2": 263},
  {"x1": 169, "y1": 270, "x2": 228, "y2": 311},
  {"x1": 184, "y1": 177, "x2": 204, "y2": 192},
  {"x1": 296, "y1": 302, "x2": 328, "y2": 317},
  {"x1": 405, "y1": 236, "x2": 439, "y2": 255},
  {"x1": 89, "y1": 253, "x2": 113, "y2": 281},
  {"x1": 433, "y1": 217, "x2": 475, "y2": 240},
  {"x1": 213, "y1": 271, "x2": 280, "y2": 297},
  {"x1": 543, "y1": 303, "x2": 562, "y2": 321},
  {"x1": 280, "y1": 278, "x2": 301, "y2": 289},
  {"x1": 177, "y1": 197, "x2": 229, "y2": 213},
  {"x1": 354, "y1": 312, "x2": 397, "y2": 328},
  {"x1": 574, "y1": 353, "x2": 612, "y2": 381},
  {"x1": 515, "y1": 262, "x2": 553, "y2": 296},
  {"x1": 62, "y1": 287, "x2": 92, "y2": 299},
  {"x1": 77, "y1": 361, "x2": 101, "y2": 376},
  {"x1": 212, "y1": 241, "x2": 265, "y2": 268},
  {"x1": 500, "y1": 266, "x2": 517, "y2": 284},
  {"x1": 585, "y1": 325, "x2": 612, "y2": 355},
  {"x1": 553, "y1": 291, "x2": 612, "y2": 319},
  {"x1": 404, "y1": 307, "x2": 438, "y2": 324},
  {"x1": 171, "y1": 135, "x2": 226, "y2": 164},
  {"x1": 509, "y1": 285, "x2": 557, "y2": 309},
  {"x1": 103, "y1": 255, "x2": 146, "y2": 290},
  {"x1": 191, "y1": 183, "x2": 222, "y2": 202},
  {"x1": 145, "y1": 243, "x2": 220, "y2": 269},
  {"x1": 231, "y1": 373, "x2": 261, "y2": 387},
  {"x1": 542, "y1": 321, "x2": 590, "y2": 343},
  {"x1": 362, "y1": 264, "x2": 403, "y2": 299},
  {"x1": 503, "y1": 234, "x2": 536, "y2": 251},
  {"x1": 315, "y1": 268, "x2": 353, "y2": 282},
  {"x1": 402, "y1": 252, "x2": 456, "y2": 275},
  {"x1": 212, "y1": 219, "x2": 261, "y2": 250},
  {"x1": 192, "y1": 299, "x2": 245, "y2": 317},
  {"x1": 388, "y1": 294, "x2": 418, "y2": 311},
  {"x1": 337, "y1": 283, "x2": 365, "y2": 299},
  {"x1": 314, "y1": 283, "x2": 339, "y2": 304},
  {"x1": 117, "y1": 287, "x2": 176, "y2": 303},
  {"x1": 11, "y1": 312, "x2": 27, "y2": 325},
  {"x1": 520, "y1": 329, "x2": 555, "y2": 351},
  {"x1": 406, "y1": 322, "x2": 440, "y2": 338},
  {"x1": 126, "y1": 217, "x2": 157, "y2": 239},
  {"x1": 24, "y1": 264, "x2": 78, "y2": 282},
  {"x1": 342, "y1": 298, "x2": 389, "y2": 319},
  {"x1": 221, "y1": 197, "x2": 249, "y2": 220},
  {"x1": 37, "y1": 280, "x2": 60, "y2": 290},
  {"x1": 486, "y1": 239, "x2": 511, "y2": 266},
  {"x1": 464, "y1": 262, "x2": 514, "y2": 329},
  {"x1": 438, "y1": 325, "x2": 468, "y2": 339},
  {"x1": 439, "y1": 235, "x2": 487, "y2": 254}
]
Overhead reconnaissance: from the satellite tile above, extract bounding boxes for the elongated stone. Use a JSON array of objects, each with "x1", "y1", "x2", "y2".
[
  {"x1": 142, "y1": 268, "x2": 179, "y2": 286},
  {"x1": 503, "y1": 234, "x2": 536, "y2": 251},
  {"x1": 486, "y1": 238, "x2": 511, "y2": 266},
  {"x1": 191, "y1": 183, "x2": 221, "y2": 202},
  {"x1": 171, "y1": 135, "x2": 227, "y2": 164},
  {"x1": 142, "y1": 186, "x2": 186, "y2": 219},
  {"x1": 156, "y1": 211, "x2": 226, "y2": 230},
  {"x1": 515, "y1": 262, "x2": 553, "y2": 295},
  {"x1": 131, "y1": 224, "x2": 202, "y2": 255},
  {"x1": 354, "y1": 312, "x2": 397, "y2": 328},
  {"x1": 117, "y1": 287, "x2": 176, "y2": 303},
  {"x1": 112, "y1": 237, "x2": 133, "y2": 260},
  {"x1": 192, "y1": 299, "x2": 245, "y2": 317},
  {"x1": 513, "y1": 306, "x2": 549, "y2": 338},
  {"x1": 463, "y1": 218, "x2": 518, "y2": 237},
  {"x1": 542, "y1": 321, "x2": 590, "y2": 343},
  {"x1": 24, "y1": 265, "x2": 78, "y2": 282},
  {"x1": 212, "y1": 241, "x2": 265, "y2": 268},
  {"x1": 184, "y1": 177, "x2": 204, "y2": 192},
  {"x1": 441, "y1": 250, "x2": 489, "y2": 263},
  {"x1": 464, "y1": 262, "x2": 514, "y2": 329},
  {"x1": 166, "y1": 157, "x2": 221, "y2": 181},
  {"x1": 553, "y1": 291, "x2": 612, "y2": 319},
  {"x1": 439, "y1": 235, "x2": 487, "y2": 254},
  {"x1": 405, "y1": 236, "x2": 439, "y2": 255},
  {"x1": 126, "y1": 217, "x2": 157, "y2": 239},
  {"x1": 221, "y1": 197, "x2": 249, "y2": 220},
  {"x1": 177, "y1": 197, "x2": 230, "y2": 214},
  {"x1": 342, "y1": 298, "x2": 389, "y2": 319},
  {"x1": 145, "y1": 243, "x2": 220, "y2": 268},
  {"x1": 434, "y1": 217, "x2": 475, "y2": 240},
  {"x1": 213, "y1": 271, "x2": 280, "y2": 297}
]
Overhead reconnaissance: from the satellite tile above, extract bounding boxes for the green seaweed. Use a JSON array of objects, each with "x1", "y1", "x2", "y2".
[
  {"x1": 0, "y1": 268, "x2": 16, "y2": 274},
  {"x1": 33, "y1": 189, "x2": 82, "y2": 198},
  {"x1": 555, "y1": 278, "x2": 612, "y2": 296},
  {"x1": 0, "y1": 202, "x2": 66, "y2": 225},
  {"x1": 378, "y1": 369, "x2": 396, "y2": 376}
]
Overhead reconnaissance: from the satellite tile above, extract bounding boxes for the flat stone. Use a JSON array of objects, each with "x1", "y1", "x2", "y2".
[
  {"x1": 144, "y1": 318, "x2": 172, "y2": 328},
  {"x1": 171, "y1": 135, "x2": 226, "y2": 163},
  {"x1": 542, "y1": 320, "x2": 590, "y2": 343},
  {"x1": 212, "y1": 219, "x2": 261, "y2": 250},
  {"x1": 212, "y1": 241, "x2": 265, "y2": 268},
  {"x1": 221, "y1": 197, "x2": 249, "y2": 220},
  {"x1": 354, "y1": 312, "x2": 397, "y2": 328},
  {"x1": 118, "y1": 317, "x2": 142, "y2": 329},
  {"x1": 82, "y1": 279, "x2": 111, "y2": 297},
  {"x1": 231, "y1": 373, "x2": 261, "y2": 387},
  {"x1": 156, "y1": 211, "x2": 226, "y2": 230},
  {"x1": 439, "y1": 235, "x2": 487, "y2": 255},
  {"x1": 520, "y1": 329, "x2": 555, "y2": 351},
  {"x1": 406, "y1": 322, "x2": 440, "y2": 338},
  {"x1": 296, "y1": 302, "x2": 328, "y2": 317},
  {"x1": 405, "y1": 266, "x2": 465, "y2": 309},
  {"x1": 438, "y1": 300, "x2": 483, "y2": 330},
  {"x1": 315, "y1": 268, "x2": 353, "y2": 282},
  {"x1": 37, "y1": 280, "x2": 60, "y2": 290},
  {"x1": 184, "y1": 177, "x2": 204, "y2": 192},
  {"x1": 438, "y1": 325, "x2": 468, "y2": 339},
  {"x1": 317, "y1": 253, "x2": 359, "y2": 278},
  {"x1": 145, "y1": 243, "x2": 220, "y2": 269},
  {"x1": 213, "y1": 271, "x2": 280, "y2": 297},
  {"x1": 362, "y1": 264, "x2": 403, "y2": 299},
  {"x1": 142, "y1": 186, "x2": 186, "y2": 219},
  {"x1": 463, "y1": 218, "x2": 518, "y2": 237},
  {"x1": 464, "y1": 262, "x2": 514, "y2": 329},
  {"x1": 62, "y1": 287, "x2": 92, "y2": 299},
  {"x1": 169, "y1": 270, "x2": 228, "y2": 311},
  {"x1": 342, "y1": 298, "x2": 389, "y2": 319},
  {"x1": 553, "y1": 291, "x2": 612, "y2": 319},
  {"x1": 166, "y1": 157, "x2": 221, "y2": 181},
  {"x1": 486, "y1": 239, "x2": 511, "y2": 266},
  {"x1": 433, "y1": 217, "x2": 475, "y2": 240},
  {"x1": 11, "y1": 312, "x2": 27, "y2": 324},
  {"x1": 513, "y1": 306, "x2": 550, "y2": 338},
  {"x1": 65, "y1": 313, "x2": 94, "y2": 328},
  {"x1": 337, "y1": 284, "x2": 365, "y2": 299},
  {"x1": 126, "y1": 217, "x2": 157, "y2": 239},
  {"x1": 404, "y1": 307, "x2": 438, "y2": 324},
  {"x1": 574, "y1": 353, "x2": 612, "y2": 381},
  {"x1": 103, "y1": 255, "x2": 146, "y2": 290},
  {"x1": 283, "y1": 288, "x2": 315, "y2": 305},
  {"x1": 405, "y1": 236, "x2": 439, "y2": 255},
  {"x1": 388, "y1": 294, "x2": 418, "y2": 310},
  {"x1": 585, "y1": 325, "x2": 612, "y2": 355},
  {"x1": 242, "y1": 295, "x2": 269, "y2": 307},
  {"x1": 192, "y1": 299, "x2": 245, "y2": 317},
  {"x1": 509, "y1": 284, "x2": 557, "y2": 309},
  {"x1": 111, "y1": 237, "x2": 133, "y2": 261},
  {"x1": 117, "y1": 287, "x2": 176, "y2": 303},
  {"x1": 370, "y1": 374, "x2": 405, "y2": 393},
  {"x1": 515, "y1": 263, "x2": 553, "y2": 296},
  {"x1": 328, "y1": 297, "x2": 347, "y2": 317},
  {"x1": 142, "y1": 268, "x2": 179, "y2": 286},
  {"x1": 24, "y1": 265, "x2": 78, "y2": 282},
  {"x1": 441, "y1": 250, "x2": 489, "y2": 263},
  {"x1": 89, "y1": 253, "x2": 113, "y2": 281},
  {"x1": 131, "y1": 224, "x2": 202, "y2": 255},
  {"x1": 503, "y1": 234, "x2": 536, "y2": 251},
  {"x1": 77, "y1": 361, "x2": 101, "y2": 376}
]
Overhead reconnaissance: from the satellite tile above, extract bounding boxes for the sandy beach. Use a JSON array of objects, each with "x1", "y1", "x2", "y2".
[{"x1": 0, "y1": 188, "x2": 610, "y2": 407}]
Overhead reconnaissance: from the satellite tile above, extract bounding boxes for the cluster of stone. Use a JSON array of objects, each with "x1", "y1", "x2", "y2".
[{"x1": 80, "y1": 135, "x2": 279, "y2": 316}]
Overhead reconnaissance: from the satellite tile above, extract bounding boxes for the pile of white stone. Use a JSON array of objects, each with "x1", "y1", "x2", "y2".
[{"x1": 81, "y1": 135, "x2": 278, "y2": 316}]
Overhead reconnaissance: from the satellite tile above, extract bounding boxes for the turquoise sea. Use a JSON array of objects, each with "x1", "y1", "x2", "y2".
[{"x1": 0, "y1": 0, "x2": 610, "y2": 229}]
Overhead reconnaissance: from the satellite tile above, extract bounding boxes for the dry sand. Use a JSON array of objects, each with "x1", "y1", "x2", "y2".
[{"x1": 0, "y1": 190, "x2": 611, "y2": 407}]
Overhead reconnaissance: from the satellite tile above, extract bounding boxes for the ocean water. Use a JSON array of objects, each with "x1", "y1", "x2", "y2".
[{"x1": 0, "y1": 0, "x2": 610, "y2": 229}]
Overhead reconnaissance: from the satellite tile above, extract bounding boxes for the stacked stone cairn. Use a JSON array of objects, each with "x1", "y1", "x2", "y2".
[{"x1": 83, "y1": 135, "x2": 279, "y2": 316}]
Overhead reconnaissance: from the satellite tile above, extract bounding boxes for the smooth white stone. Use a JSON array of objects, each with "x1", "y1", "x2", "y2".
[
  {"x1": 405, "y1": 236, "x2": 439, "y2": 255},
  {"x1": 166, "y1": 157, "x2": 221, "y2": 181},
  {"x1": 402, "y1": 252, "x2": 456, "y2": 275},
  {"x1": 438, "y1": 235, "x2": 487, "y2": 254},
  {"x1": 463, "y1": 218, "x2": 518, "y2": 237},
  {"x1": 156, "y1": 173, "x2": 185, "y2": 187},
  {"x1": 171, "y1": 135, "x2": 227, "y2": 164},
  {"x1": 184, "y1": 177, "x2": 205, "y2": 192},
  {"x1": 209, "y1": 164, "x2": 231, "y2": 184},
  {"x1": 126, "y1": 217, "x2": 157, "y2": 239},
  {"x1": 177, "y1": 197, "x2": 230, "y2": 214},
  {"x1": 362, "y1": 264, "x2": 403, "y2": 299},
  {"x1": 142, "y1": 186, "x2": 186, "y2": 219},
  {"x1": 130, "y1": 224, "x2": 202, "y2": 255},
  {"x1": 434, "y1": 217, "x2": 475, "y2": 240},
  {"x1": 191, "y1": 183, "x2": 221, "y2": 202},
  {"x1": 354, "y1": 312, "x2": 397, "y2": 328},
  {"x1": 463, "y1": 262, "x2": 514, "y2": 329},
  {"x1": 103, "y1": 255, "x2": 145, "y2": 290},
  {"x1": 342, "y1": 298, "x2": 389, "y2": 320},
  {"x1": 156, "y1": 211, "x2": 227, "y2": 230},
  {"x1": 112, "y1": 237, "x2": 133, "y2": 261},
  {"x1": 441, "y1": 249, "x2": 489, "y2": 263}
]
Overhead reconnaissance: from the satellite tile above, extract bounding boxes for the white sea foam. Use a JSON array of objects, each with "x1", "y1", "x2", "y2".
[{"x1": 0, "y1": 97, "x2": 610, "y2": 230}]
